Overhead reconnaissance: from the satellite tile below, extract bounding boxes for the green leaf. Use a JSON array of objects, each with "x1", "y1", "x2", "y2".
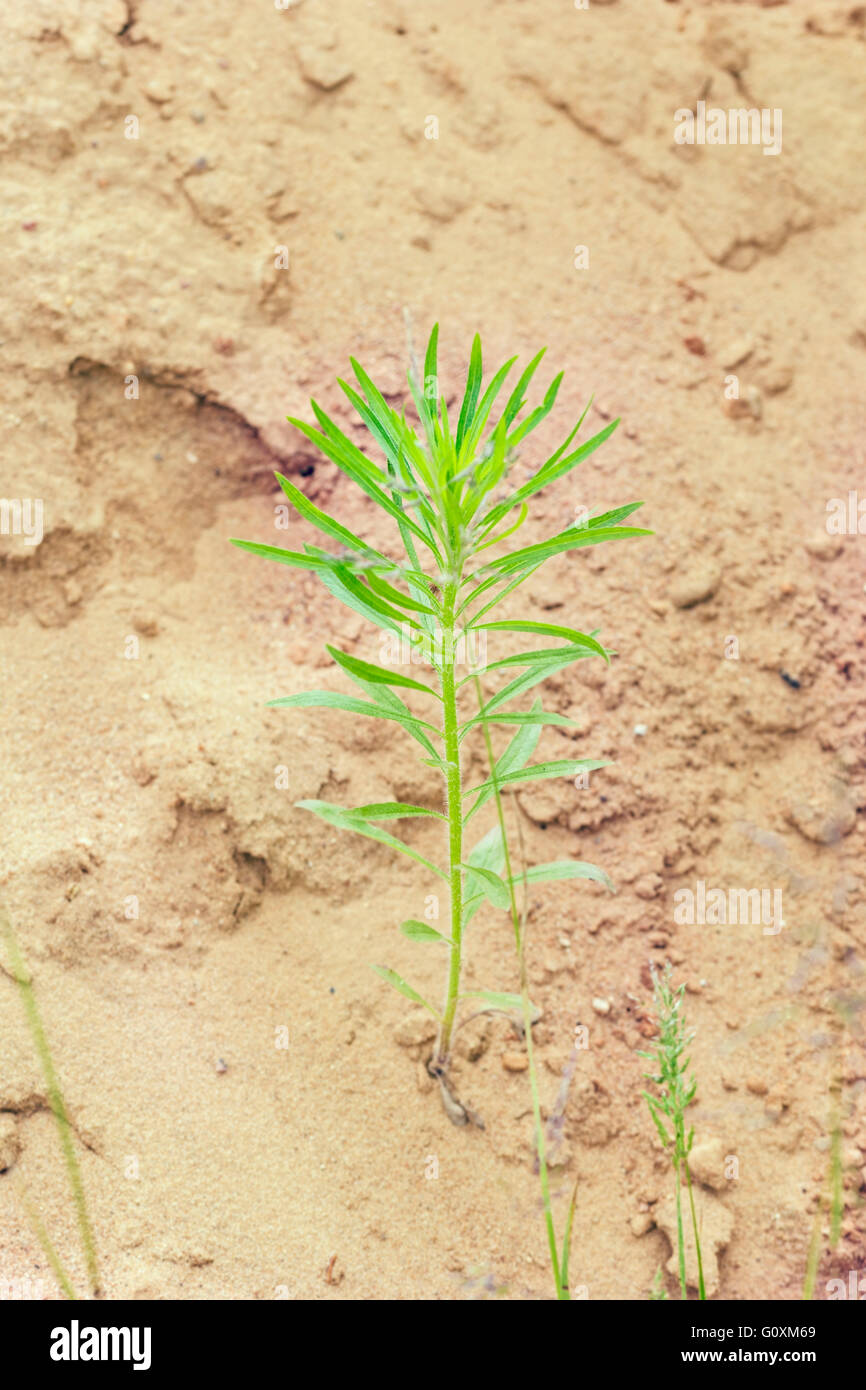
[
  {"x1": 273, "y1": 471, "x2": 387, "y2": 562},
  {"x1": 326, "y1": 645, "x2": 438, "y2": 697},
  {"x1": 325, "y1": 561, "x2": 423, "y2": 632},
  {"x1": 461, "y1": 990, "x2": 530, "y2": 1013},
  {"x1": 642, "y1": 1093, "x2": 671, "y2": 1148},
  {"x1": 480, "y1": 654, "x2": 589, "y2": 715},
  {"x1": 466, "y1": 698, "x2": 546, "y2": 820},
  {"x1": 461, "y1": 825, "x2": 506, "y2": 927},
  {"x1": 500, "y1": 694, "x2": 546, "y2": 761},
  {"x1": 229, "y1": 539, "x2": 340, "y2": 573},
  {"x1": 370, "y1": 965, "x2": 440, "y2": 1017},
  {"x1": 267, "y1": 690, "x2": 439, "y2": 738},
  {"x1": 296, "y1": 800, "x2": 448, "y2": 879},
  {"x1": 456, "y1": 333, "x2": 483, "y2": 456},
  {"x1": 459, "y1": 709, "x2": 575, "y2": 738},
  {"x1": 400, "y1": 920, "x2": 451, "y2": 945},
  {"x1": 467, "y1": 758, "x2": 610, "y2": 798},
  {"x1": 310, "y1": 556, "x2": 401, "y2": 635},
  {"x1": 459, "y1": 355, "x2": 517, "y2": 462},
  {"x1": 288, "y1": 409, "x2": 438, "y2": 558},
  {"x1": 423, "y1": 323, "x2": 439, "y2": 401},
  {"x1": 506, "y1": 371, "x2": 564, "y2": 449},
  {"x1": 335, "y1": 669, "x2": 439, "y2": 760},
  {"x1": 511, "y1": 860, "x2": 615, "y2": 892},
  {"x1": 351, "y1": 802, "x2": 446, "y2": 821},
  {"x1": 470, "y1": 620, "x2": 609, "y2": 663},
  {"x1": 464, "y1": 645, "x2": 599, "y2": 682},
  {"x1": 560, "y1": 1179, "x2": 579, "y2": 1291},
  {"x1": 480, "y1": 418, "x2": 620, "y2": 532},
  {"x1": 365, "y1": 568, "x2": 439, "y2": 616},
  {"x1": 480, "y1": 525, "x2": 652, "y2": 579},
  {"x1": 467, "y1": 824, "x2": 506, "y2": 874},
  {"x1": 500, "y1": 348, "x2": 547, "y2": 430},
  {"x1": 463, "y1": 863, "x2": 510, "y2": 910}
]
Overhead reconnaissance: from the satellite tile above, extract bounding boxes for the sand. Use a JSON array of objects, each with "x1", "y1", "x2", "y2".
[{"x1": 0, "y1": 0, "x2": 864, "y2": 1300}]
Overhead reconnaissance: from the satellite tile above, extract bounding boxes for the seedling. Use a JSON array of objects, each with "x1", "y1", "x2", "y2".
[
  {"x1": 1, "y1": 898, "x2": 100, "y2": 1299},
  {"x1": 232, "y1": 326, "x2": 650, "y2": 1124},
  {"x1": 475, "y1": 701, "x2": 580, "y2": 1298},
  {"x1": 640, "y1": 965, "x2": 706, "y2": 1300}
]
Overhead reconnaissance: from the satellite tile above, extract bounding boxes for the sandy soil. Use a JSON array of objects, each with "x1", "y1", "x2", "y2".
[{"x1": 1, "y1": 0, "x2": 865, "y2": 1301}]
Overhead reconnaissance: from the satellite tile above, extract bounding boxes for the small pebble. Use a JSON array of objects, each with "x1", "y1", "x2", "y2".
[
  {"x1": 630, "y1": 1212, "x2": 654, "y2": 1237},
  {"x1": 591, "y1": 997, "x2": 611, "y2": 1015},
  {"x1": 633, "y1": 723, "x2": 648, "y2": 737},
  {"x1": 804, "y1": 531, "x2": 842, "y2": 560},
  {"x1": 669, "y1": 565, "x2": 722, "y2": 609},
  {"x1": 502, "y1": 1051, "x2": 529, "y2": 1072},
  {"x1": 720, "y1": 336, "x2": 754, "y2": 369}
]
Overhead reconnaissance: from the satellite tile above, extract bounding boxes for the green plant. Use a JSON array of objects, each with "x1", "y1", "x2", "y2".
[
  {"x1": 473, "y1": 691, "x2": 580, "y2": 1299},
  {"x1": 640, "y1": 965, "x2": 706, "y2": 1300},
  {"x1": 232, "y1": 326, "x2": 650, "y2": 1120},
  {"x1": 1, "y1": 898, "x2": 100, "y2": 1299},
  {"x1": 802, "y1": 1005, "x2": 849, "y2": 1300}
]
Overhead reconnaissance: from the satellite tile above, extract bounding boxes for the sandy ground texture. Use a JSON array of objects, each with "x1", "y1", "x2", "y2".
[{"x1": 1, "y1": 0, "x2": 865, "y2": 1301}]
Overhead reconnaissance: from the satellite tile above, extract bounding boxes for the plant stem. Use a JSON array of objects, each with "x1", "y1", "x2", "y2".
[
  {"x1": 12, "y1": 1173, "x2": 79, "y2": 1300},
  {"x1": 684, "y1": 1160, "x2": 706, "y2": 1299},
  {"x1": 1, "y1": 901, "x2": 100, "y2": 1297},
  {"x1": 674, "y1": 1156, "x2": 687, "y2": 1300},
  {"x1": 473, "y1": 676, "x2": 566, "y2": 1300},
  {"x1": 435, "y1": 582, "x2": 463, "y2": 1065}
]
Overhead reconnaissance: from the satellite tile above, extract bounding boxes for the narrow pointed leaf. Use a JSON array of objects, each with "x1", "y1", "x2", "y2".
[
  {"x1": 423, "y1": 323, "x2": 439, "y2": 400},
  {"x1": 470, "y1": 620, "x2": 608, "y2": 662},
  {"x1": 466, "y1": 700, "x2": 546, "y2": 819},
  {"x1": 456, "y1": 333, "x2": 483, "y2": 455},
  {"x1": 352, "y1": 802, "x2": 446, "y2": 821},
  {"x1": 365, "y1": 568, "x2": 438, "y2": 616},
  {"x1": 500, "y1": 348, "x2": 547, "y2": 429},
  {"x1": 400, "y1": 920, "x2": 451, "y2": 945},
  {"x1": 313, "y1": 558, "x2": 402, "y2": 635},
  {"x1": 480, "y1": 524, "x2": 652, "y2": 579},
  {"x1": 229, "y1": 539, "x2": 340, "y2": 574},
  {"x1": 465, "y1": 645, "x2": 600, "y2": 682},
  {"x1": 326, "y1": 645, "x2": 438, "y2": 696},
  {"x1": 480, "y1": 655, "x2": 589, "y2": 715},
  {"x1": 510, "y1": 860, "x2": 615, "y2": 892},
  {"x1": 459, "y1": 710, "x2": 575, "y2": 739},
  {"x1": 461, "y1": 990, "x2": 532, "y2": 1013},
  {"x1": 296, "y1": 800, "x2": 447, "y2": 879},
  {"x1": 463, "y1": 863, "x2": 510, "y2": 910},
  {"x1": 273, "y1": 471, "x2": 387, "y2": 562},
  {"x1": 268, "y1": 690, "x2": 439, "y2": 738},
  {"x1": 370, "y1": 965, "x2": 440, "y2": 1017},
  {"x1": 341, "y1": 673, "x2": 439, "y2": 759},
  {"x1": 467, "y1": 758, "x2": 610, "y2": 798}
]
